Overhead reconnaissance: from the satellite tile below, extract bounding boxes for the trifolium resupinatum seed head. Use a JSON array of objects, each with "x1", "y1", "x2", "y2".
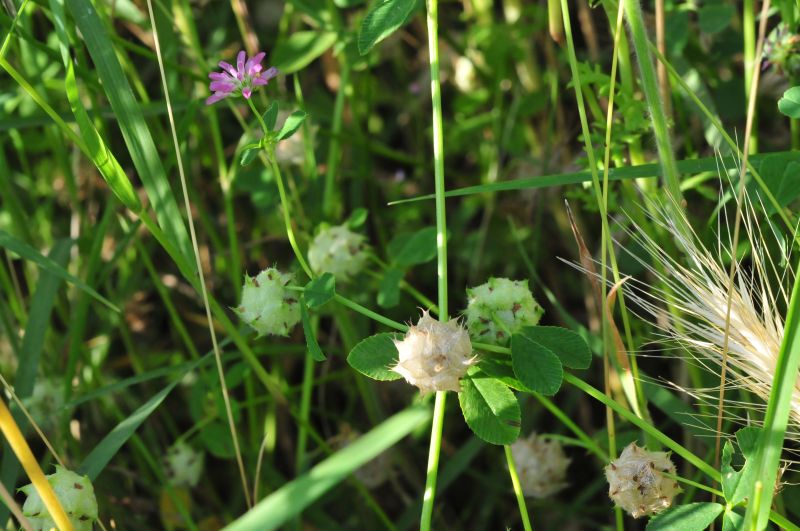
[
  {"x1": 236, "y1": 268, "x2": 300, "y2": 337},
  {"x1": 605, "y1": 442, "x2": 682, "y2": 518},
  {"x1": 20, "y1": 466, "x2": 98, "y2": 531},
  {"x1": 464, "y1": 277, "x2": 544, "y2": 345},
  {"x1": 307, "y1": 225, "x2": 368, "y2": 282},
  {"x1": 511, "y1": 433, "x2": 571, "y2": 498},
  {"x1": 163, "y1": 441, "x2": 204, "y2": 488},
  {"x1": 392, "y1": 311, "x2": 476, "y2": 393}
]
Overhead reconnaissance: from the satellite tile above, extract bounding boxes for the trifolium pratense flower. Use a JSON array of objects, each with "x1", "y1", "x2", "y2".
[
  {"x1": 605, "y1": 442, "x2": 681, "y2": 518},
  {"x1": 464, "y1": 277, "x2": 544, "y2": 345},
  {"x1": 20, "y1": 466, "x2": 98, "y2": 531},
  {"x1": 206, "y1": 50, "x2": 279, "y2": 105},
  {"x1": 392, "y1": 311, "x2": 475, "y2": 393},
  {"x1": 307, "y1": 224, "x2": 368, "y2": 282},
  {"x1": 511, "y1": 433, "x2": 570, "y2": 498},
  {"x1": 236, "y1": 268, "x2": 300, "y2": 337}
]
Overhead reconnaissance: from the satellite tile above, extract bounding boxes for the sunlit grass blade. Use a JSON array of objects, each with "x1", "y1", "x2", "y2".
[
  {"x1": 65, "y1": 0, "x2": 193, "y2": 261},
  {"x1": 224, "y1": 405, "x2": 432, "y2": 531},
  {"x1": 50, "y1": 0, "x2": 142, "y2": 213}
]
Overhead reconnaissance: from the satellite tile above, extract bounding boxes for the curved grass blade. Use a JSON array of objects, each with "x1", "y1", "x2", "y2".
[
  {"x1": 388, "y1": 152, "x2": 800, "y2": 205},
  {"x1": 65, "y1": 0, "x2": 192, "y2": 261},
  {"x1": 50, "y1": 0, "x2": 142, "y2": 213},
  {"x1": 224, "y1": 405, "x2": 432, "y2": 530},
  {"x1": 0, "y1": 231, "x2": 118, "y2": 312}
]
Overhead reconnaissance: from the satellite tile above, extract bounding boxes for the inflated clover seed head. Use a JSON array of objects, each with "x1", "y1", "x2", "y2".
[
  {"x1": 307, "y1": 225, "x2": 368, "y2": 282},
  {"x1": 23, "y1": 377, "x2": 67, "y2": 432},
  {"x1": 236, "y1": 268, "x2": 300, "y2": 337},
  {"x1": 20, "y1": 466, "x2": 98, "y2": 531},
  {"x1": 464, "y1": 277, "x2": 543, "y2": 345},
  {"x1": 392, "y1": 311, "x2": 476, "y2": 393},
  {"x1": 511, "y1": 433, "x2": 571, "y2": 498},
  {"x1": 163, "y1": 442, "x2": 204, "y2": 488},
  {"x1": 605, "y1": 442, "x2": 682, "y2": 518}
]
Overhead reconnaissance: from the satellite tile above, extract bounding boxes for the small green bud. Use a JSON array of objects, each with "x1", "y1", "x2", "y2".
[
  {"x1": 237, "y1": 268, "x2": 301, "y2": 337},
  {"x1": 20, "y1": 466, "x2": 98, "y2": 531},
  {"x1": 307, "y1": 225, "x2": 368, "y2": 282},
  {"x1": 464, "y1": 277, "x2": 543, "y2": 345},
  {"x1": 163, "y1": 442, "x2": 204, "y2": 488}
]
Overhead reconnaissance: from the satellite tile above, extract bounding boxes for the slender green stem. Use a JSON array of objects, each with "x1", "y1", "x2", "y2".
[
  {"x1": 564, "y1": 373, "x2": 720, "y2": 482},
  {"x1": 420, "y1": 391, "x2": 446, "y2": 531},
  {"x1": 504, "y1": 445, "x2": 533, "y2": 531},
  {"x1": 295, "y1": 316, "x2": 318, "y2": 473},
  {"x1": 146, "y1": 0, "x2": 251, "y2": 507},
  {"x1": 420, "y1": 0, "x2": 449, "y2": 526},
  {"x1": 743, "y1": 0, "x2": 757, "y2": 153},
  {"x1": 622, "y1": 0, "x2": 682, "y2": 205}
]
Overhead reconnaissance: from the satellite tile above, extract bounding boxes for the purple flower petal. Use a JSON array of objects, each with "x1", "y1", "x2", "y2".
[
  {"x1": 205, "y1": 92, "x2": 228, "y2": 105},
  {"x1": 236, "y1": 50, "x2": 246, "y2": 79},
  {"x1": 246, "y1": 52, "x2": 266, "y2": 76},
  {"x1": 208, "y1": 72, "x2": 229, "y2": 81},
  {"x1": 262, "y1": 66, "x2": 279, "y2": 81},
  {"x1": 219, "y1": 61, "x2": 237, "y2": 77},
  {"x1": 209, "y1": 81, "x2": 236, "y2": 93},
  {"x1": 242, "y1": 87, "x2": 252, "y2": 99},
  {"x1": 251, "y1": 77, "x2": 268, "y2": 86}
]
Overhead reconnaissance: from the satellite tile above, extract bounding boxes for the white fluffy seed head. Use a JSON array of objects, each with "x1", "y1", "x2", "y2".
[
  {"x1": 605, "y1": 442, "x2": 681, "y2": 518},
  {"x1": 163, "y1": 442, "x2": 204, "y2": 488},
  {"x1": 464, "y1": 277, "x2": 544, "y2": 345},
  {"x1": 307, "y1": 225, "x2": 369, "y2": 282},
  {"x1": 236, "y1": 268, "x2": 300, "y2": 337},
  {"x1": 392, "y1": 311, "x2": 475, "y2": 393},
  {"x1": 20, "y1": 466, "x2": 98, "y2": 531},
  {"x1": 511, "y1": 433, "x2": 571, "y2": 498}
]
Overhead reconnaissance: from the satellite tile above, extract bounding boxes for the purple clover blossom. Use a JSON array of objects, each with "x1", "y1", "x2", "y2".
[{"x1": 206, "y1": 50, "x2": 279, "y2": 105}]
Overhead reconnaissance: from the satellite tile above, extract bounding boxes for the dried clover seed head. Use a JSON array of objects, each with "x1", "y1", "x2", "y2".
[
  {"x1": 392, "y1": 311, "x2": 475, "y2": 393},
  {"x1": 605, "y1": 442, "x2": 682, "y2": 518},
  {"x1": 20, "y1": 466, "x2": 98, "y2": 531},
  {"x1": 163, "y1": 442, "x2": 204, "y2": 488},
  {"x1": 307, "y1": 225, "x2": 368, "y2": 282},
  {"x1": 511, "y1": 433, "x2": 571, "y2": 498},
  {"x1": 236, "y1": 268, "x2": 300, "y2": 337},
  {"x1": 464, "y1": 277, "x2": 544, "y2": 345}
]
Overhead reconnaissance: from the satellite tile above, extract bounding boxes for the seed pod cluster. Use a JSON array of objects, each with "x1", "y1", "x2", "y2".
[
  {"x1": 464, "y1": 277, "x2": 544, "y2": 345},
  {"x1": 392, "y1": 311, "x2": 475, "y2": 393},
  {"x1": 308, "y1": 225, "x2": 368, "y2": 282},
  {"x1": 237, "y1": 268, "x2": 300, "y2": 337},
  {"x1": 163, "y1": 442, "x2": 204, "y2": 488},
  {"x1": 605, "y1": 442, "x2": 681, "y2": 518},
  {"x1": 20, "y1": 466, "x2": 98, "y2": 531},
  {"x1": 511, "y1": 433, "x2": 571, "y2": 498}
]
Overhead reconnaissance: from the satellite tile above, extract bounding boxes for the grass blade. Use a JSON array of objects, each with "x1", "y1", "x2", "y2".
[
  {"x1": 224, "y1": 405, "x2": 432, "y2": 531},
  {"x1": 65, "y1": 0, "x2": 192, "y2": 261}
]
